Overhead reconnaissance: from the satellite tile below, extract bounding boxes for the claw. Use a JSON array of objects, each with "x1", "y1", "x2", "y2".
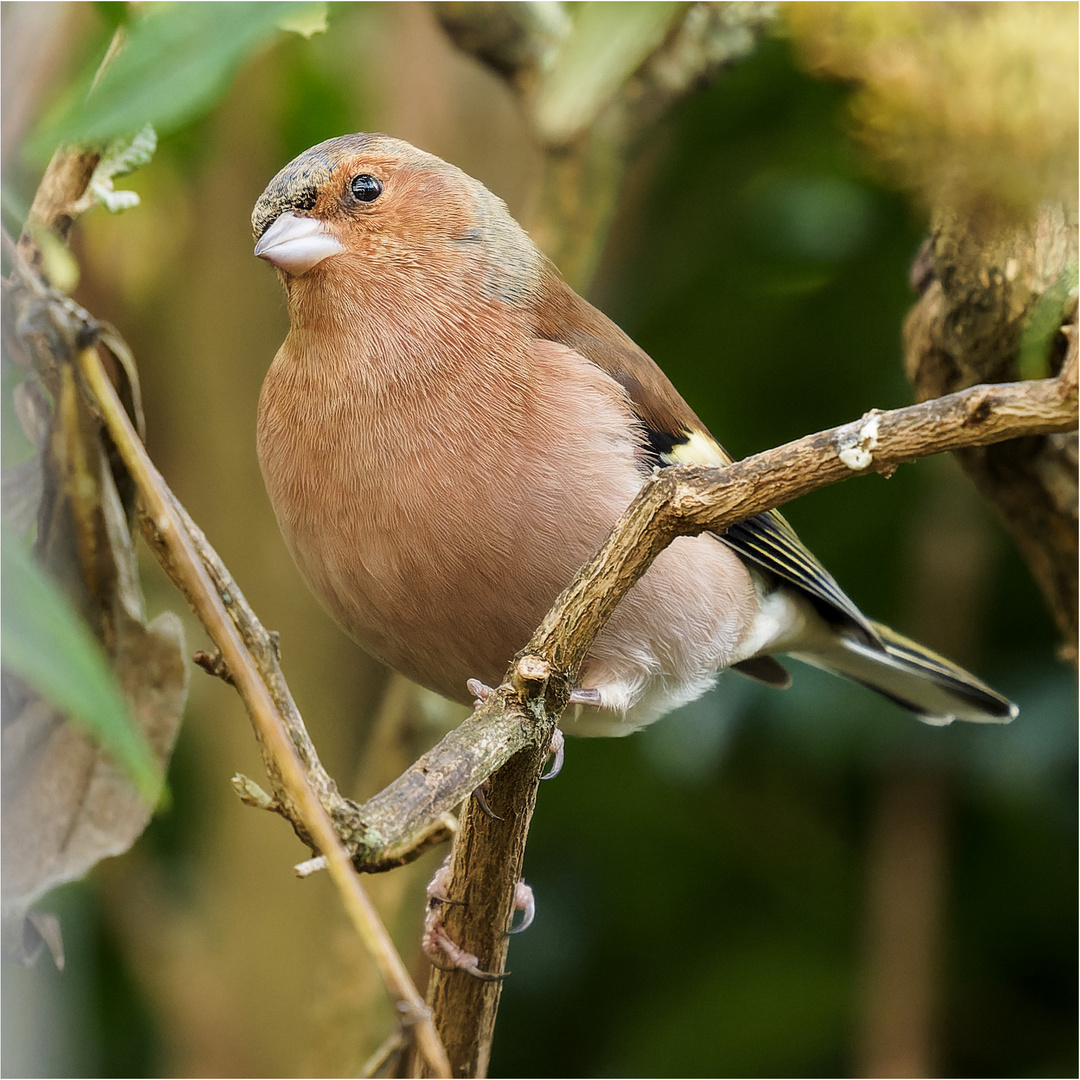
[
  {"x1": 423, "y1": 858, "x2": 506, "y2": 980},
  {"x1": 507, "y1": 880, "x2": 536, "y2": 935},
  {"x1": 426, "y1": 927, "x2": 506, "y2": 980},
  {"x1": 471, "y1": 779, "x2": 502, "y2": 820},
  {"x1": 540, "y1": 727, "x2": 565, "y2": 780}
]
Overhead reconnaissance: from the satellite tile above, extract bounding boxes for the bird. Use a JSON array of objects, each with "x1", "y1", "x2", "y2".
[{"x1": 252, "y1": 133, "x2": 1017, "y2": 738}]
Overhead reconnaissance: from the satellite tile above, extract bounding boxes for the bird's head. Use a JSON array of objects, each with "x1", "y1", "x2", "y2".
[{"x1": 253, "y1": 133, "x2": 538, "y2": 291}]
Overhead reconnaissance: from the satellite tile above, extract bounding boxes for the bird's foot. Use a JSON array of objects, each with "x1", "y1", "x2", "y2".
[
  {"x1": 540, "y1": 727, "x2": 565, "y2": 780},
  {"x1": 467, "y1": 678, "x2": 495, "y2": 708},
  {"x1": 424, "y1": 923, "x2": 504, "y2": 981},
  {"x1": 506, "y1": 880, "x2": 536, "y2": 935},
  {"x1": 422, "y1": 858, "x2": 506, "y2": 981}
]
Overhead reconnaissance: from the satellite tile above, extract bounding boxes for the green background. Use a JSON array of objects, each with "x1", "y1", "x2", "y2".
[{"x1": 2, "y1": 4, "x2": 1074, "y2": 1077}]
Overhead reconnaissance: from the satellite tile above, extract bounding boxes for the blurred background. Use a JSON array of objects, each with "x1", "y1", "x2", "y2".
[{"x1": 2, "y1": 3, "x2": 1075, "y2": 1077}]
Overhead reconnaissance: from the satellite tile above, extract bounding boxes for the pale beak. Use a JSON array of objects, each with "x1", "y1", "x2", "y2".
[{"x1": 254, "y1": 212, "x2": 346, "y2": 276}]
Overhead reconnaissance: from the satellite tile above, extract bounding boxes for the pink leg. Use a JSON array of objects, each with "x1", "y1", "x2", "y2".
[{"x1": 569, "y1": 687, "x2": 602, "y2": 706}]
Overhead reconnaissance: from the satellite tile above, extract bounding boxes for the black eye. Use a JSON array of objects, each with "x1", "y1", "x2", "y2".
[{"x1": 350, "y1": 174, "x2": 383, "y2": 203}]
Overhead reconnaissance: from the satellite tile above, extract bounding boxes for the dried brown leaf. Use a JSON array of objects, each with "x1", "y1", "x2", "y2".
[{"x1": 1, "y1": 271, "x2": 188, "y2": 962}]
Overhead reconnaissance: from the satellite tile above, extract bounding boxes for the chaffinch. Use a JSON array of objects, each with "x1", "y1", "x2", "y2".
[{"x1": 253, "y1": 134, "x2": 1016, "y2": 736}]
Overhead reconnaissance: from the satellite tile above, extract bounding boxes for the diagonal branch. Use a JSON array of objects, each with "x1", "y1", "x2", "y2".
[
  {"x1": 412, "y1": 355, "x2": 1077, "y2": 1076},
  {"x1": 76, "y1": 342, "x2": 453, "y2": 1079},
  {"x1": 366, "y1": 355, "x2": 1080, "y2": 863}
]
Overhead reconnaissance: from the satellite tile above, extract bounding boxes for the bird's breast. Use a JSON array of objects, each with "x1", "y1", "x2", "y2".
[{"x1": 256, "y1": 332, "x2": 650, "y2": 701}]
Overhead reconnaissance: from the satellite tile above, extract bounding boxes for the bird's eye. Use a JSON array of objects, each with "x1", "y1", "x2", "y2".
[{"x1": 350, "y1": 174, "x2": 383, "y2": 203}]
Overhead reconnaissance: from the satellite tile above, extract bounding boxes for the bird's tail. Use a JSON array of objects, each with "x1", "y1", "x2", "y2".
[{"x1": 791, "y1": 620, "x2": 1018, "y2": 726}]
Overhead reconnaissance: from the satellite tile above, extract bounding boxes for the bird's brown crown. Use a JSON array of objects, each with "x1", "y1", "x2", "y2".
[{"x1": 251, "y1": 133, "x2": 441, "y2": 239}]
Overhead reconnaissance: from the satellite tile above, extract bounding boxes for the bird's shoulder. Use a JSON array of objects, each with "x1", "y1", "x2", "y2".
[
  {"x1": 532, "y1": 273, "x2": 877, "y2": 642},
  {"x1": 535, "y1": 271, "x2": 716, "y2": 464}
]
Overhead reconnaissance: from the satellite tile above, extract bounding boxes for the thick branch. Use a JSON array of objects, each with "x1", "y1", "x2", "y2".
[
  {"x1": 905, "y1": 205, "x2": 1079, "y2": 657},
  {"x1": 421, "y1": 732, "x2": 550, "y2": 1079}
]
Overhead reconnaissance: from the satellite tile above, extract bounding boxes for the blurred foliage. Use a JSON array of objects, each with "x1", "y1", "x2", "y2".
[
  {"x1": 27, "y1": 2, "x2": 322, "y2": 159},
  {"x1": 530, "y1": 1, "x2": 683, "y2": 142},
  {"x1": 1, "y1": 4, "x2": 1075, "y2": 1079},
  {"x1": 786, "y1": 1, "x2": 1079, "y2": 224}
]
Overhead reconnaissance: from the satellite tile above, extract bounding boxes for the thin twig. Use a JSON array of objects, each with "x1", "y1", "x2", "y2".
[{"x1": 76, "y1": 345, "x2": 453, "y2": 1080}]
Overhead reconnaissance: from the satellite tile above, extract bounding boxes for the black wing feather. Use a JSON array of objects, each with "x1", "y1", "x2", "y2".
[
  {"x1": 536, "y1": 274, "x2": 879, "y2": 644},
  {"x1": 723, "y1": 511, "x2": 878, "y2": 642}
]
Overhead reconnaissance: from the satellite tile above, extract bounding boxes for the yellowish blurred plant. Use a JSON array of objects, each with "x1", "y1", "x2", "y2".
[{"x1": 787, "y1": 2, "x2": 1079, "y2": 225}]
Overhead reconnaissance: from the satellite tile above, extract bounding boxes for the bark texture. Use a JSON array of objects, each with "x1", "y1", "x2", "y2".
[{"x1": 904, "y1": 206, "x2": 1078, "y2": 660}]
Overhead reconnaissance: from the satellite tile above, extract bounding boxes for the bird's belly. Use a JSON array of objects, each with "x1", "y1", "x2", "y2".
[
  {"x1": 273, "y1": 446, "x2": 620, "y2": 704},
  {"x1": 277, "y1": 465, "x2": 757, "y2": 729}
]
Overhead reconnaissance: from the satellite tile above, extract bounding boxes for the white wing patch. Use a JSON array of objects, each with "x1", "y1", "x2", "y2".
[{"x1": 661, "y1": 430, "x2": 732, "y2": 468}]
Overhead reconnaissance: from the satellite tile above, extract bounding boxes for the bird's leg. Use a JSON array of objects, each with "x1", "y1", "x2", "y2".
[
  {"x1": 568, "y1": 687, "x2": 602, "y2": 706},
  {"x1": 422, "y1": 857, "x2": 505, "y2": 981},
  {"x1": 506, "y1": 880, "x2": 536, "y2": 935}
]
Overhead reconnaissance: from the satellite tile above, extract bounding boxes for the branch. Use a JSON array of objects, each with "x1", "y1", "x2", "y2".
[
  {"x1": 530, "y1": 365, "x2": 1078, "y2": 671},
  {"x1": 407, "y1": 362, "x2": 1076, "y2": 1076},
  {"x1": 10, "y1": 145, "x2": 452, "y2": 1078},
  {"x1": 904, "y1": 205, "x2": 1079, "y2": 659}
]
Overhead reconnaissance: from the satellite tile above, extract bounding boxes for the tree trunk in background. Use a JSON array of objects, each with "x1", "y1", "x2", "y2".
[
  {"x1": 857, "y1": 452, "x2": 1000, "y2": 1077},
  {"x1": 858, "y1": 767, "x2": 949, "y2": 1078}
]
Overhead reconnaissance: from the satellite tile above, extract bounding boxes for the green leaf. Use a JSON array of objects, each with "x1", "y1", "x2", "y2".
[
  {"x1": 1017, "y1": 265, "x2": 1078, "y2": 381},
  {"x1": 30, "y1": 2, "x2": 315, "y2": 157},
  {"x1": 1, "y1": 526, "x2": 161, "y2": 801}
]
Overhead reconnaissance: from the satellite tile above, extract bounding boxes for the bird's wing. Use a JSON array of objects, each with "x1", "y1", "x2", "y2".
[{"x1": 536, "y1": 274, "x2": 878, "y2": 644}]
